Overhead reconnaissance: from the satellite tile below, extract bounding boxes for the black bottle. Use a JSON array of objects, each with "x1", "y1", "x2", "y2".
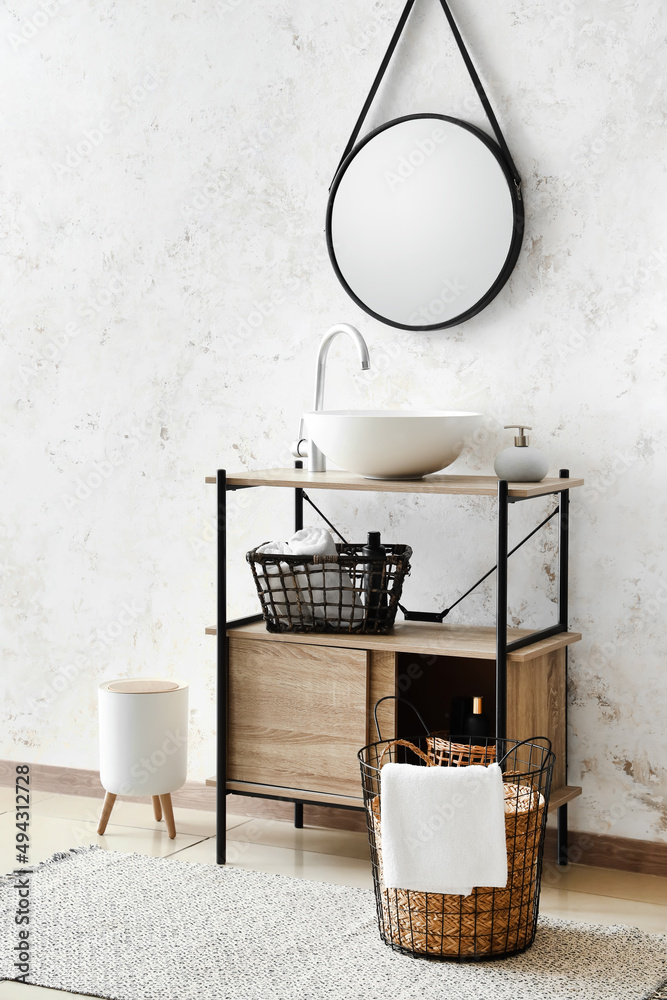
[
  {"x1": 463, "y1": 696, "x2": 490, "y2": 739},
  {"x1": 362, "y1": 531, "x2": 388, "y2": 624}
]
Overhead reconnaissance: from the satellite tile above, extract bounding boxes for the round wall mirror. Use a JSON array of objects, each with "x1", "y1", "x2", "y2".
[{"x1": 326, "y1": 114, "x2": 524, "y2": 331}]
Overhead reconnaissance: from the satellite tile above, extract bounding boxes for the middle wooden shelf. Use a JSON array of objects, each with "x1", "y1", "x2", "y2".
[{"x1": 205, "y1": 619, "x2": 582, "y2": 663}]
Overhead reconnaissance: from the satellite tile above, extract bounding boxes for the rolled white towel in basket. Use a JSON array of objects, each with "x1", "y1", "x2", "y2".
[
  {"x1": 255, "y1": 529, "x2": 363, "y2": 624},
  {"x1": 288, "y1": 528, "x2": 363, "y2": 623},
  {"x1": 288, "y1": 527, "x2": 337, "y2": 557},
  {"x1": 256, "y1": 540, "x2": 291, "y2": 562},
  {"x1": 255, "y1": 541, "x2": 300, "y2": 616},
  {"x1": 380, "y1": 761, "x2": 507, "y2": 896},
  {"x1": 296, "y1": 564, "x2": 364, "y2": 623}
]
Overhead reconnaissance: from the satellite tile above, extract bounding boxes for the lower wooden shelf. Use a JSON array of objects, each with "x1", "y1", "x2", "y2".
[
  {"x1": 206, "y1": 776, "x2": 581, "y2": 815},
  {"x1": 548, "y1": 785, "x2": 582, "y2": 810},
  {"x1": 206, "y1": 777, "x2": 363, "y2": 810}
]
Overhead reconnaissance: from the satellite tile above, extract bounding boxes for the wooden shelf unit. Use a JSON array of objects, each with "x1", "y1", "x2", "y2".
[{"x1": 210, "y1": 466, "x2": 584, "y2": 866}]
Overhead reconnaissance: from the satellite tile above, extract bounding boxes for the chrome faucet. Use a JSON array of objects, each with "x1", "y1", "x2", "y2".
[{"x1": 294, "y1": 324, "x2": 370, "y2": 473}]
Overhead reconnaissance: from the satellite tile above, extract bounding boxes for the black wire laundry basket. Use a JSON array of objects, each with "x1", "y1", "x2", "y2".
[
  {"x1": 358, "y1": 700, "x2": 555, "y2": 961},
  {"x1": 247, "y1": 542, "x2": 412, "y2": 634}
]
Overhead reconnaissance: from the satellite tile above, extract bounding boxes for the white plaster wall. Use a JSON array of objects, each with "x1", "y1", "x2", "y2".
[{"x1": 1, "y1": 0, "x2": 665, "y2": 841}]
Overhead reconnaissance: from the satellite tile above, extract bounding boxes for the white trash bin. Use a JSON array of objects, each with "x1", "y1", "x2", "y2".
[{"x1": 98, "y1": 678, "x2": 188, "y2": 839}]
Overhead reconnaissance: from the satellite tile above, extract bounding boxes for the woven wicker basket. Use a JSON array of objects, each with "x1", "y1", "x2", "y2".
[
  {"x1": 427, "y1": 733, "x2": 497, "y2": 768},
  {"x1": 359, "y1": 735, "x2": 554, "y2": 960}
]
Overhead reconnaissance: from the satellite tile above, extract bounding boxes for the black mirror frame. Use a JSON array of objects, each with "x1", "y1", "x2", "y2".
[{"x1": 325, "y1": 113, "x2": 525, "y2": 332}]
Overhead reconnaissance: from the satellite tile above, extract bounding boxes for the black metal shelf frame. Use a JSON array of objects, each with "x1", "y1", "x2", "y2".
[{"x1": 216, "y1": 465, "x2": 572, "y2": 866}]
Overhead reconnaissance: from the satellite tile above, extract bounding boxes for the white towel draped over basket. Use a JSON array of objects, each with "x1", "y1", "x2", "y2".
[{"x1": 380, "y1": 761, "x2": 508, "y2": 896}]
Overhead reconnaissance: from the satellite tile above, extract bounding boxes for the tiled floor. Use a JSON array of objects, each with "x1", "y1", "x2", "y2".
[{"x1": 1, "y1": 792, "x2": 665, "y2": 998}]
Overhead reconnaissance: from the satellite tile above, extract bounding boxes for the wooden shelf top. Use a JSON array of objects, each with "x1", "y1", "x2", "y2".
[
  {"x1": 208, "y1": 620, "x2": 582, "y2": 662},
  {"x1": 205, "y1": 469, "x2": 583, "y2": 498},
  {"x1": 548, "y1": 785, "x2": 582, "y2": 811}
]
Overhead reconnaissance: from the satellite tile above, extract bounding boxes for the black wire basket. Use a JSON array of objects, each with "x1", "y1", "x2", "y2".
[
  {"x1": 358, "y1": 701, "x2": 555, "y2": 961},
  {"x1": 247, "y1": 542, "x2": 412, "y2": 635}
]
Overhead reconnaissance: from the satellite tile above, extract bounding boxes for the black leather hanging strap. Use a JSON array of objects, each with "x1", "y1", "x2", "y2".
[
  {"x1": 331, "y1": 0, "x2": 522, "y2": 192},
  {"x1": 332, "y1": 0, "x2": 417, "y2": 184},
  {"x1": 435, "y1": 0, "x2": 521, "y2": 188}
]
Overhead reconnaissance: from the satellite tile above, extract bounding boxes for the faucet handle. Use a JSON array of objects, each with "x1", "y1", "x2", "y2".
[
  {"x1": 290, "y1": 439, "x2": 309, "y2": 459},
  {"x1": 290, "y1": 416, "x2": 309, "y2": 459}
]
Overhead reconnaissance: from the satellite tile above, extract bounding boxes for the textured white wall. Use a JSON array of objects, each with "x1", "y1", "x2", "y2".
[{"x1": 1, "y1": 0, "x2": 665, "y2": 842}]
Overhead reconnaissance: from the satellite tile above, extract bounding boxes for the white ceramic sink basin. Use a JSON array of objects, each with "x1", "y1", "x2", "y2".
[{"x1": 305, "y1": 410, "x2": 483, "y2": 480}]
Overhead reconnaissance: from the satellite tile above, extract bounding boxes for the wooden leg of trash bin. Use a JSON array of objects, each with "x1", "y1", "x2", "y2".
[
  {"x1": 97, "y1": 792, "x2": 116, "y2": 835},
  {"x1": 152, "y1": 796, "x2": 162, "y2": 821},
  {"x1": 160, "y1": 793, "x2": 176, "y2": 839}
]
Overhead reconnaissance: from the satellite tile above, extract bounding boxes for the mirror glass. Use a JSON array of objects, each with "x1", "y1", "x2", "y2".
[{"x1": 326, "y1": 114, "x2": 523, "y2": 331}]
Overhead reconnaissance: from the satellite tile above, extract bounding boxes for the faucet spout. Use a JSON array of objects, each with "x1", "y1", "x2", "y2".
[
  {"x1": 314, "y1": 324, "x2": 370, "y2": 412},
  {"x1": 309, "y1": 324, "x2": 371, "y2": 473}
]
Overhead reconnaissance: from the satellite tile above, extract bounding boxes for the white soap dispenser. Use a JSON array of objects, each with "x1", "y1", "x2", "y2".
[{"x1": 494, "y1": 425, "x2": 549, "y2": 483}]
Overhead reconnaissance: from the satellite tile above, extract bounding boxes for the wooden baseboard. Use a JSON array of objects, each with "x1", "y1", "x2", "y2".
[
  {"x1": 544, "y1": 828, "x2": 667, "y2": 878},
  {"x1": 2, "y1": 761, "x2": 664, "y2": 875},
  {"x1": 0, "y1": 760, "x2": 368, "y2": 833},
  {"x1": 0, "y1": 759, "x2": 217, "y2": 810}
]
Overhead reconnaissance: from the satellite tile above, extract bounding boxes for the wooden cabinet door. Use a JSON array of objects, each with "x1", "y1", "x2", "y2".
[{"x1": 227, "y1": 637, "x2": 368, "y2": 799}]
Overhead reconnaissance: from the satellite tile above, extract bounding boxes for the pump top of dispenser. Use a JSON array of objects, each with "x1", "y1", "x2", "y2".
[{"x1": 505, "y1": 425, "x2": 531, "y2": 446}]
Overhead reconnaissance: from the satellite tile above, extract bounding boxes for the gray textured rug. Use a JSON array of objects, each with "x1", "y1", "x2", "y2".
[{"x1": 1, "y1": 846, "x2": 665, "y2": 1000}]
